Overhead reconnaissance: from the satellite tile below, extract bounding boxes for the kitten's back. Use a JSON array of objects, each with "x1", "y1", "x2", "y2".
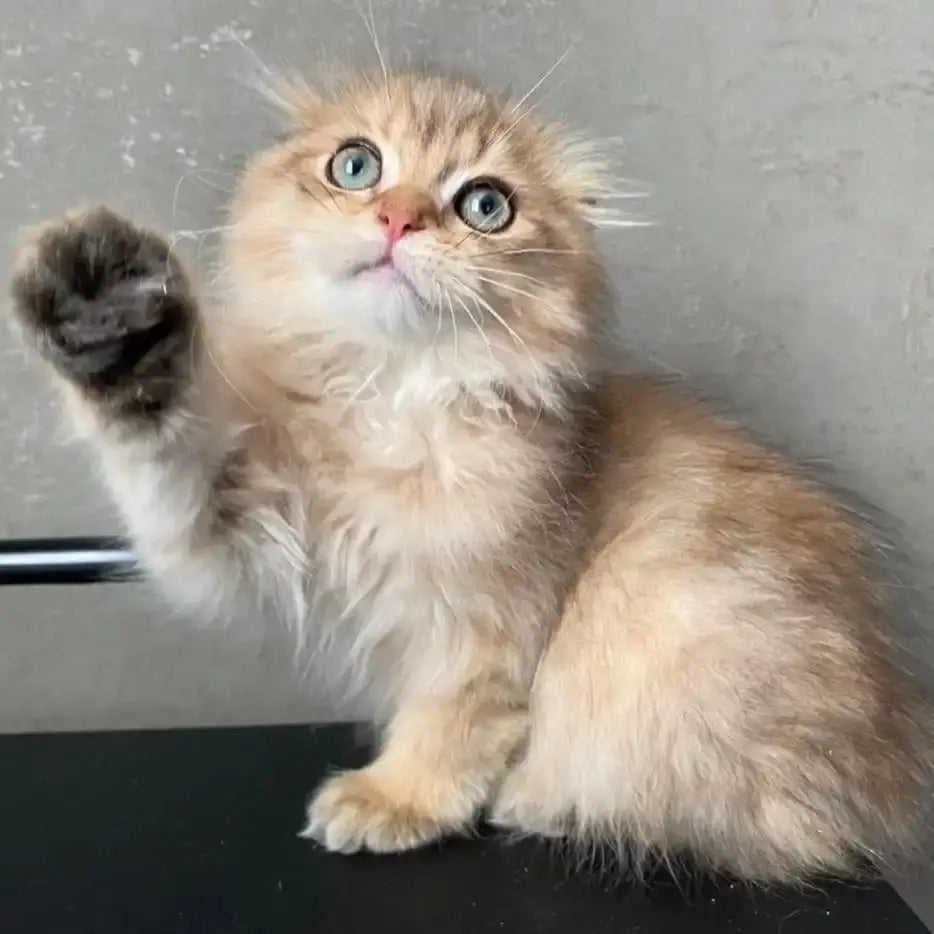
[{"x1": 500, "y1": 373, "x2": 932, "y2": 880}]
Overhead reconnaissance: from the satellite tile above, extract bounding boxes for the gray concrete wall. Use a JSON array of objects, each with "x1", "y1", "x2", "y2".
[{"x1": 2, "y1": 1, "x2": 933, "y2": 908}]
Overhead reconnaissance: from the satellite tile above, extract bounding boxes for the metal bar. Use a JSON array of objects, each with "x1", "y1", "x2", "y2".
[{"x1": 0, "y1": 537, "x2": 141, "y2": 586}]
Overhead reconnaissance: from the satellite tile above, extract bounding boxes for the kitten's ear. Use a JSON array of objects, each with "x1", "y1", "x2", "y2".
[
  {"x1": 555, "y1": 136, "x2": 611, "y2": 205},
  {"x1": 554, "y1": 133, "x2": 650, "y2": 230},
  {"x1": 256, "y1": 62, "x2": 361, "y2": 136}
]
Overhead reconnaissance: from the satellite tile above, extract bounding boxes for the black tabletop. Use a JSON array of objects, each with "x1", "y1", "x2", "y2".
[{"x1": 1, "y1": 723, "x2": 928, "y2": 933}]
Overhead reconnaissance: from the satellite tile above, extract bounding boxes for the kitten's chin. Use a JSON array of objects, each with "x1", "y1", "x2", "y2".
[{"x1": 320, "y1": 271, "x2": 427, "y2": 337}]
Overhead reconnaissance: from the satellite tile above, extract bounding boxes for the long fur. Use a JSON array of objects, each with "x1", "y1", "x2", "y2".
[{"x1": 9, "y1": 69, "x2": 931, "y2": 883}]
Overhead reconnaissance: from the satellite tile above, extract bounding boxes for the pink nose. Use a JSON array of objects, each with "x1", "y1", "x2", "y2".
[
  {"x1": 374, "y1": 186, "x2": 437, "y2": 248},
  {"x1": 377, "y1": 205, "x2": 426, "y2": 246}
]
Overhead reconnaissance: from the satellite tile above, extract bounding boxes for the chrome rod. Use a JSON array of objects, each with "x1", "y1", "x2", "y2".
[{"x1": 0, "y1": 537, "x2": 141, "y2": 585}]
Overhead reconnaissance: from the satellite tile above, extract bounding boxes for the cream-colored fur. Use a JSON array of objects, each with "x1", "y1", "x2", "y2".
[{"x1": 10, "y1": 70, "x2": 930, "y2": 881}]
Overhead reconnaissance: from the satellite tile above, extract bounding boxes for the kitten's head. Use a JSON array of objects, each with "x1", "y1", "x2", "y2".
[{"x1": 227, "y1": 70, "x2": 617, "y2": 368}]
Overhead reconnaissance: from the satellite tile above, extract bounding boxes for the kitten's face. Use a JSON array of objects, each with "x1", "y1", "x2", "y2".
[{"x1": 229, "y1": 72, "x2": 605, "y2": 348}]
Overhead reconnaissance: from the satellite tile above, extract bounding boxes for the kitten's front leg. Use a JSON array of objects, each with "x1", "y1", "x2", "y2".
[
  {"x1": 9, "y1": 208, "x2": 296, "y2": 620},
  {"x1": 303, "y1": 672, "x2": 528, "y2": 854}
]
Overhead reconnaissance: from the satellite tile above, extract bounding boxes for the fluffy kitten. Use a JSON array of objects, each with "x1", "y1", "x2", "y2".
[{"x1": 9, "y1": 69, "x2": 931, "y2": 882}]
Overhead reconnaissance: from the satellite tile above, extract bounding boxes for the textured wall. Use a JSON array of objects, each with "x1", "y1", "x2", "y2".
[{"x1": 2, "y1": 3, "x2": 933, "y2": 729}]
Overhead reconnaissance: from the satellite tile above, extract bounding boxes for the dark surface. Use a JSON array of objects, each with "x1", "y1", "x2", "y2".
[{"x1": 1, "y1": 723, "x2": 928, "y2": 934}]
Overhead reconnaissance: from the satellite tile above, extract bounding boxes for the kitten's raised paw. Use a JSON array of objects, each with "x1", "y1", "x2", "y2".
[
  {"x1": 301, "y1": 769, "x2": 451, "y2": 855},
  {"x1": 9, "y1": 207, "x2": 197, "y2": 416}
]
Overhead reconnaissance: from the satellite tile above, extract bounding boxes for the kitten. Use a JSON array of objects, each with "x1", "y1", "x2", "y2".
[{"x1": 9, "y1": 69, "x2": 931, "y2": 882}]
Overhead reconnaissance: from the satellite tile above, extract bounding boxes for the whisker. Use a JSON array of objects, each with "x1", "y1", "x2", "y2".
[
  {"x1": 207, "y1": 245, "x2": 287, "y2": 286},
  {"x1": 323, "y1": 185, "x2": 343, "y2": 211},
  {"x1": 356, "y1": 0, "x2": 391, "y2": 104},
  {"x1": 472, "y1": 273, "x2": 540, "y2": 304},
  {"x1": 464, "y1": 265, "x2": 554, "y2": 290},
  {"x1": 203, "y1": 328, "x2": 258, "y2": 413},
  {"x1": 170, "y1": 224, "x2": 236, "y2": 242},
  {"x1": 588, "y1": 212, "x2": 654, "y2": 229},
  {"x1": 227, "y1": 29, "x2": 278, "y2": 84},
  {"x1": 602, "y1": 191, "x2": 652, "y2": 200},
  {"x1": 491, "y1": 46, "x2": 587, "y2": 152},
  {"x1": 468, "y1": 247, "x2": 583, "y2": 259},
  {"x1": 484, "y1": 46, "x2": 574, "y2": 154},
  {"x1": 488, "y1": 99, "x2": 541, "y2": 153},
  {"x1": 171, "y1": 173, "x2": 188, "y2": 227},
  {"x1": 345, "y1": 358, "x2": 386, "y2": 405},
  {"x1": 452, "y1": 292, "x2": 496, "y2": 364},
  {"x1": 471, "y1": 273, "x2": 571, "y2": 324},
  {"x1": 508, "y1": 45, "x2": 574, "y2": 117},
  {"x1": 447, "y1": 290, "x2": 460, "y2": 361},
  {"x1": 435, "y1": 287, "x2": 446, "y2": 339},
  {"x1": 450, "y1": 276, "x2": 541, "y2": 377},
  {"x1": 176, "y1": 168, "x2": 237, "y2": 196},
  {"x1": 298, "y1": 181, "x2": 341, "y2": 214}
]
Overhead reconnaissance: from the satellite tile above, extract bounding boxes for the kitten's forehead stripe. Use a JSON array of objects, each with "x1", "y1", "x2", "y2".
[
  {"x1": 275, "y1": 72, "x2": 584, "y2": 207},
  {"x1": 353, "y1": 74, "x2": 521, "y2": 174}
]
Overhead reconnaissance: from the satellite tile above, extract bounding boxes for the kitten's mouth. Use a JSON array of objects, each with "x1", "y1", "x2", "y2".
[
  {"x1": 351, "y1": 255, "x2": 393, "y2": 276},
  {"x1": 350, "y1": 254, "x2": 419, "y2": 295}
]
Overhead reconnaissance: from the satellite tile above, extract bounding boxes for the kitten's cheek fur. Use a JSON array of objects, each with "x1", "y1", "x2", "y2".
[{"x1": 9, "y1": 207, "x2": 198, "y2": 420}]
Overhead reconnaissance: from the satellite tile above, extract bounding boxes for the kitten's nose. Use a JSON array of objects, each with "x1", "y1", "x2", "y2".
[{"x1": 376, "y1": 186, "x2": 437, "y2": 247}]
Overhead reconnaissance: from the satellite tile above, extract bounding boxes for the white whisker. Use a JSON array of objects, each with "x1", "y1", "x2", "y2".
[
  {"x1": 488, "y1": 100, "x2": 540, "y2": 153},
  {"x1": 508, "y1": 45, "x2": 574, "y2": 117},
  {"x1": 464, "y1": 265, "x2": 554, "y2": 290},
  {"x1": 446, "y1": 290, "x2": 460, "y2": 361},
  {"x1": 345, "y1": 358, "x2": 386, "y2": 405},
  {"x1": 203, "y1": 330, "x2": 257, "y2": 413},
  {"x1": 602, "y1": 191, "x2": 652, "y2": 200},
  {"x1": 227, "y1": 30, "x2": 277, "y2": 83},
  {"x1": 434, "y1": 290, "x2": 445, "y2": 340},
  {"x1": 451, "y1": 277, "x2": 541, "y2": 377},
  {"x1": 171, "y1": 173, "x2": 188, "y2": 227},
  {"x1": 452, "y1": 292, "x2": 496, "y2": 363},
  {"x1": 471, "y1": 273, "x2": 569, "y2": 322},
  {"x1": 357, "y1": 0, "x2": 391, "y2": 104},
  {"x1": 589, "y1": 213, "x2": 655, "y2": 229},
  {"x1": 170, "y1": 225, "x2": 235, "y2": 242},
  {"x1": 469, "y1": 247, "x2": 583, "y2": 259},
  {"x1": 208, "y1": 244, "x2": 288, "y2": 286}
]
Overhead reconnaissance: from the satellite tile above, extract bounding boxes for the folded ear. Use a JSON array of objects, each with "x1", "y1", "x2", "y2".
[
  {"x1": 553, "y1": 134, "x2": 611, "y2": 207},
  {"x1": 257, "y1": 63, "x2": 380, "y2": 135},
  {"x1": 259, "y1": 73, "x2": 325, "y2": 130},
  {"x1": 551, "y1": 132, "x2": 651, "y2": 230}
]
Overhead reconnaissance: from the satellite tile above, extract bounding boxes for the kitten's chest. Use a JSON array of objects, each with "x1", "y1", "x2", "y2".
[
  {"x1": 296, "y1": 383, "x2": 536, "y2": 559},
  {"x1": 313, "y1": 393, "x2": 482, "y2": 509}
]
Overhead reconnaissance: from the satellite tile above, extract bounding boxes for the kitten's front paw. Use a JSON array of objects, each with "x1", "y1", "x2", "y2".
[
  {"x1": 9, "y1": 207, "x2": 197, "y2": 416},
  {"x1": 301, "y1": 769, "x2": 450, "y2": 855}
]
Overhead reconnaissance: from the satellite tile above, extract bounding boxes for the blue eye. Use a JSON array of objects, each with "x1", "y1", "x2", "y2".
[
  {"x1": 455, "y1": 179, "x2": 514, "y2": 233},
  {"x1": 327, "y1": 141, "x2": 382, "y2": 190}
]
